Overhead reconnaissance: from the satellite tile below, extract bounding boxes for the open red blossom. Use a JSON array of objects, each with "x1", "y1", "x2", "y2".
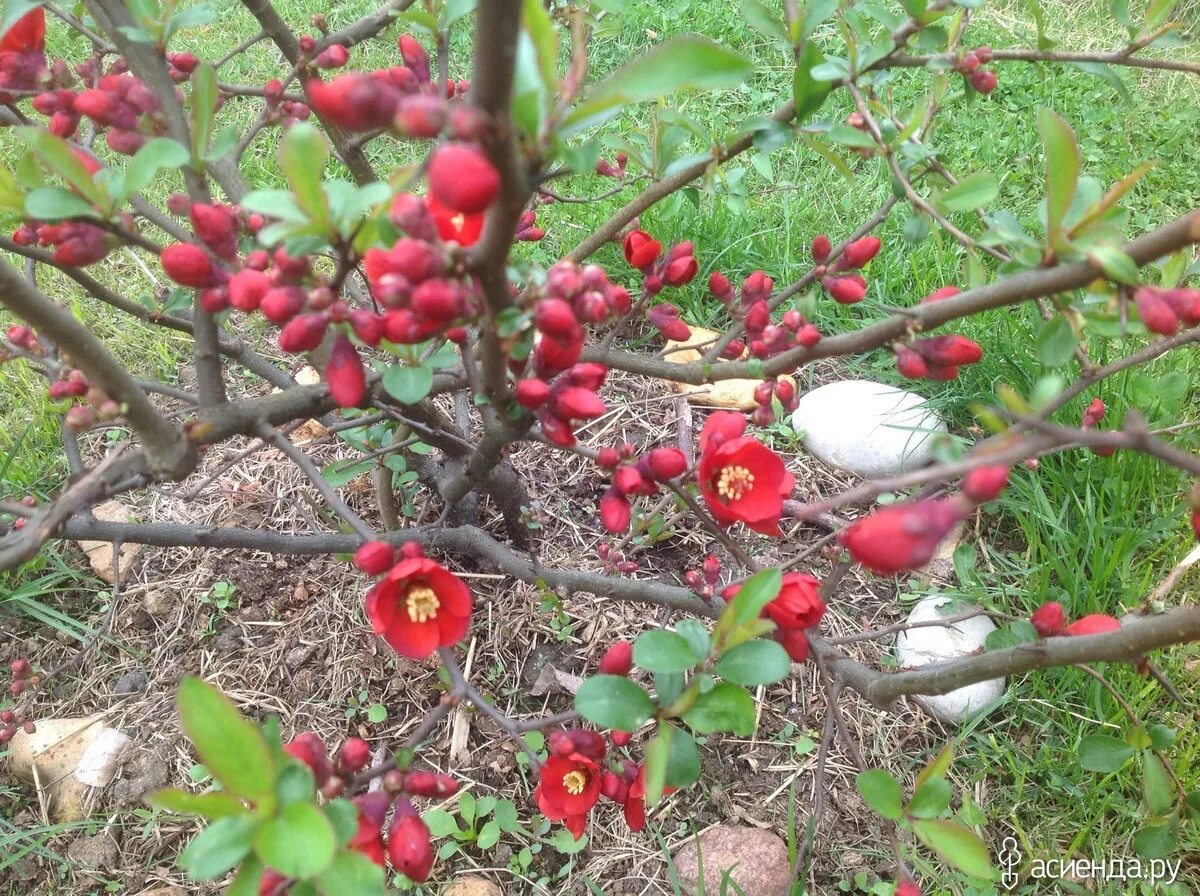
[
  {"x1": 840, "y1": 498, "x2": 967, "y2": 574},
  {"x1": 623, "y1": 229, "x2": 662, "y2": 269},
  {"x1": 1030, "y1": 601, "x2": 1066, "y2": 637},
  {"x1": 427, "y1": 143, "x2": 500, "y2": 214},
  {"x1": 1, "y1": 7, "x2": 45, "y2": 53},
  {"x1": 1064, "y1": 614, "x2": 1121, "y2": 637},
  {"x1": 350, "y1": 793, "x2": 389, "y2": 866},
  {"x1": 697, "y1": 413, "x2": 794, "y2": 536},
  {"x1": 424, "y1": 194, "x2": 484, "y2": 246},
  {"x1": 536, "y1": 753, "x2": 602, "y2": 839},
  {"x1": 365, "y1": 554, "x2": 472, "y2": 659}
]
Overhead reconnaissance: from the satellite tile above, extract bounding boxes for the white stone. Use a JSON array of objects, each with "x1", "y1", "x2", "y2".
[
  {"x1": 790, "y1": 380, "x2": 947, "y2": 478},
  {"x1": 895, "y1": 595, "x2": 1006, "y2": 724}
]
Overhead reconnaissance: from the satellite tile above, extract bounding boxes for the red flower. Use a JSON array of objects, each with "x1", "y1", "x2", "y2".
[
  {"x1": 1064, "y1": 614, "x2": 1121, "y2": 637},
  {"x1": 427, "y1": 143, "x2": 500, "y2": 214},
  {"x1": 1, "y1": 8, "x2": 44, "y2": 53},
  {"x1": 354, "y1": 541, "x2": 395, "y2": 576},
  {"x1": 840, "y1": 498, "x2": 966, "y2": 574},
  {"x1": 776, "y1": 628, "x2": 811, "y2": 663},
  {"x1": 722, "y1": 572, "x2": 825, "y2": 631},
  {"x1": 536, "y1": 752, "x2": 602, "y2": 839},
  {"x1": 350, "y1": 793, "x2": 388, "y2": 867},
  {"x1": 426, "y1": 194, "x2": 484, "y2": 246},
  {"x1": 1030, "y1": 601, "x2": 1066, "y2": 637},
  {"x1": 697, "y1": 412, "x2": 794, "y2": 536},
  {"x1": 839, "y1": 236, "x2": 881, "y2": 269},
  {"x1": 623, "y1": 230, "x2": 662, "y2": 269},
  {"x1": 365, "y1": 553, "x2": 472, "y2": 659},
  {"x1": 962, "y1": 464, "x2": 1010, "y2": 504},
  {"x1": 305, "y1": 74, "x2": 398, "y2": 131}
]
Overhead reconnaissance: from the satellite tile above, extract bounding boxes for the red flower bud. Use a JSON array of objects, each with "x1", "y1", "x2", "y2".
[
  {"x1": 427, "y1": 143, "x2": 500, "y2": 214},
  {"x1": 305, "y1": 74, "x2": 399, "y2": 131},
  {"x1": 284, "y1": 732, "x2": 332, "y2": 784},
  {"x1": 1064, "y1": 614, "x2": 1121, "y2": 637},
  {"x1": 403, "y1": 771, "x2": 459, "y2": 797},
  {"x1": 395, "y1": 94, "x2": 446, "y2": 138},
  {"x1": 554, "y1": 386, "x2": 606, "y2": 420},
  {"x1": 516, "y1": 378, "x2": 550, "y2": 409},
  {"x1": 410, "y1": 279, "x2": 462, "y2": 323},
  {"x1": 1135, "y1": 286, "x2": 1180, "y2": 335},
  {"x1": 840, "y1": 236, "x2": 881, "y2": 269},
  {"x1": 921, "y1": 285, "x2": 960, "y2": 303},
  {"x1": 189, "y1": 203, "x2": 239, "y2": 259},
  {"x1": 663, "y1": 255, "x2": 698, "y2": 287},
  {"x1": 839, "y1": 498, "x2": 967, "y2": 574},
  {"x1": 387, "y1": 814, "x2": 434, "y2": 883},
  {"x1": 260, "y1": 287, "x2": 305, "y2": 324},
  {"x1": 623, "y1": 230, "x2": 662, "y2": 269},
  {"x1": 811, "y1": 234, "x2": 831, "y2": 264},
  {"x1": 599, "y1": 487, "x2": 632, "y2": 533},
  {"x1": 895, "y1": 880, "x2": 922, "y2": 896},
  {"x1": 824, "y1": 275, "x2": 867, "y2": 304},
  {"x1": 597, "y1": 447, "x2": 620, "y2": 469},
  {"x1": 354, "y1": 541, "x2": 394, "y2": 575},
  {"x1": 536, "y1": 298, "x2": 579, "y2": 339},
  {"x1": 645, "y1": 447, "x2": 688, "y2": 481},
  {"x1": 398, "y1": 35, "x2": 431, "y2": 82},
  {"x1": 568, "y1": 362, "x2": 608, "y2": 391},
  {"x1": 962, "y1": 464, "x2": 1010, "y2": 504},
  {"x1": 709, "y1": 271, "x2": 732, "y2": 301},
  {"x1": 599, "y1": 641, "x2": 633, "y2": 675},
  {"x1": 325, "y1": 335, "x2": 366, "y2": 407},
  {"x1": 160, "y1": 243, "x2": 215, "y2": 288},
  {"x1": 613, "y1": 465, "x2": 651, "y2": 496},
  {"x1": 338, "y1": 737, "x2": 371, "y2": 773},
  {"x1": 315, "y1": 43, "x2": 350, "y2": 69},
  {"x1": 349, "y1": 309, "x2": 384, "y2": 347},
  {"x1": 912, "y1": 334, "x2": 983, "y2": 366},
  {"x1": 969, "y1": 69, "x2": 998, "y2": 94},
  {"x1": 278, "y1": 313, "x2": 330, "y2": 353},
  {"x1": 1082, "y1": 398, "x2": 1106, "y2": 428},
  {"x1": 1030, "y1": 601, "x2": 1066, "y2": 638},
  {"x1": 743, "y1": 300, "x2": 770, "y2": 335},
  {"x1": 227, "y1": 269, "x2": 269, "y2": 311}
]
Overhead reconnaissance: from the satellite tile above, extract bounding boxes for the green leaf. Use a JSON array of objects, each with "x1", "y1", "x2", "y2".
[
  {"x1": 179, "y1": 814, "x2": 259, "y2": 880},
  {"x1": 1142, "y1": 752, "x2": 1175, "y2": 816},
  {"x1": 909, "y1": 776, "x2": 953, "y2": 819},
  {"x1": 1148, "y1": 724, "x2": 1177, "y2": 752},
  {"x1": 459, "y1": 790, "x2": 476, "y2": 824},
  {"x1": 1035, "y1": 316, "x2": 1077, "y2": 367},
  {"x1": 726, "y1": 568, "x2": 782, "y2": 624},
  {"x1": 1145, "y1": 0, "x2": 1178, "y2": 32},
  {"x1": 792, "y1": 41, "x2": 833, "y2": 125},
  {"x1": 742, "y1": 0, "x2": 788, "y2": 41},
  {"x1": 422, "y1": 809, "x2": 462, "y2": 837},
  {"x1": 714, "y1": 640, "x2": 791, "y2": 686},
  {"x1": 476, "y1": 820, "x2": 500, "y2": 850},
  {"x1": 190, "y1": 62, "x2": 217, "y2": 162},
  {"x1": 383, "y1": 364, "x2": 434, "y2": 404},
  {"x1": 1133, "y1": 820, "x2": 1178, "y2": 859},
  {"x1": 643, "y1": 724, "x2": 670, "y2": 806},
  {"x1": 682, "y1": 682, "x2": 756, "y2": 736},
  {"x1": 150, "y1": 787, "x2": 246, "y2": 819},
  {"x1": 663, "y1": 723, "x2": 701, "y2": 789},
  {"x1": 633, "y1": 629, "x2": 703, "y2": 673},
  {"x1": 912, "y1": 819, "x2": 995, "y2": 880},
  {"x1": 1037, "y1": 109, "x2": 1080, "y2": 252},
  {"x1": 324, "y1": 799, "x2": 360, "y2": 847},
  {"x1": 15, "y1": 128, "x2": 105, "y2": 205},
  {"x1": 240, "y1": 189, "x2": 309, "y2": 224},
  {"x1": 314, "y1": 849, "x2": 388, "y2": 896},
  {"x1": 177, "y1": 677, "x2": 276, "y2": 803},
  {"x1": 280, "y1": 123, "x2": 330, "y2": 223},
  {"x1": 937, "y1": 173, "x2": 999, "y2": 213},
  {"x1": 24, "y1": 185, "x2": 98, "y2": 221},
  {"x1": 114, "y1": 137, "x2": 190, "y2": 203},
  {"x1": 915, "y1": 743, "x2": 954, "y2": 790},
  {"x1": 276, "y1": 761, "x2": 315, "y2": 805},
  {"x1": 1184, "y1": 790, "x2": 1200, "y2": 822},
  {"x1": 564, "y1": 36, "x2": 752, "y2": 134},
  {"x1": 1087, "y1": 244, "x2": 1140, "y2": 285},
  {"x1": 856, "y1": 769, "x2": 904, "y2": 820},
  {"x1": 1078, "y1": 734, "x2": 1135, "y2": 773},
  {"x1": 674, "y1": 619, "x2": 712, "y2": 662},
  {"x1": 365, "y1": 703, "x2": 388, "y2": 724},
  {"x1": 574, "y1": 675, "x2": 655, "y2": 731},
  {"x1": 522, "y1": 0, "x2": 557, "y2": 93},
  {"x1": 254, "y1": 801, "x2": 337, "y2": 880},
  {"x1": 794, "y1": 0, "x2": 838, "y2": 42},
  {"x1": 227, "y1": 854, "x2": 265, "y2": 896}
]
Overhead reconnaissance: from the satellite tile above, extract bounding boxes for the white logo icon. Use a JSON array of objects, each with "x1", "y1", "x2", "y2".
[{"x1": 998, "y1": 836, "x2": 1022, "y2": 890}]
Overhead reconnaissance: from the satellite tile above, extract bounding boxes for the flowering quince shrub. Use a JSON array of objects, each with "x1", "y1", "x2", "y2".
[{"x1": 2, "y1": 0, "x2": 1200, "y2": 893}]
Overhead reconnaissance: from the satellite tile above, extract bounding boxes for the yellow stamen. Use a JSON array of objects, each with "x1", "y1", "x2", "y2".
[
  {"x1": 406, "y1": 585, "x2": 440, "y2": 623},
  {"x1": 563, "y1": 770, "x2": 588, "y2": 795},
  {"x1": 451, "y1": 213, "x2": 465, "y2": 231},
  {"x1": 716, "y1": 465, "x2": 755, "y2": 501}
]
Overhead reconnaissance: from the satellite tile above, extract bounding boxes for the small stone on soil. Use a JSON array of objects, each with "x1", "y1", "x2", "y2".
[{"x1": 114, "y1": 670, "x2": 149, "y2": 694}]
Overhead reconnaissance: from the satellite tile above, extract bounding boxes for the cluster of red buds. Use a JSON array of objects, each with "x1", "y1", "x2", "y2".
[
  {"x1": 304, "y1": 34, "x2": 473, "y2": 135},
  {"x1": 1081, "y1": 397, "x2": 1116, "y2": 457},
  {"x1": 6, "y1": 323, "x2": 39, "y2": 353},
  {"x1": 683, "y1": 554, "x2": 723, "y2": 597},
  {"x1": 813, "y1": 234, "x2": 881, "y2": 304},
  {"x1": 261, "y1": 77, "x2": 311, "y2": 127},
  {"x1": 1133, "y1": 284, "x2": 1200, "y2": 336},
  {"x1": 708, "y1": 269, "x2": 821, "y2": 361},
  {"x1": 49, "y1": 368, "x2": 120, "y2": 431},
  {"x1": 1029, "y1": 601, "x2": 1120, "y2": 638},
  {"x1": 750, "y1": 375, "x2": 797, "y2": 426},
  {"x1": 594, "y1": 152, "x2": 628, "y2": 179},
  {"x1": 521, "y1": 258, "x2": 631, "y2": 380},
  {"x1": 36, "y1": 67, "x2": 168, "y2": 152},
  {"x1": 893, "y1": 333, "x2": 983, "y2": 381},
  {"x1": 1, "y1": 659, "x2": 38, "y2": 743},
  {"x1": 12, "y1": 216, "x2": 115, "y2": 267},
  {"x1": 0, "y1": 8, "x2": 48, "y2": 104},
  {"x1": 596, "y1": 444, "x2": 688, "y2": 534},
  {"x1": 273, "y1": 732, "x2": 451, "y2": 887},
  {"x1": 623, "y1": 230, "x2": 698, "y2": 296},
  {"x1": 516, "y1": 362, "x2": 608, "y2": 448},
  {"x1": 514, "y1": 208, "x2": 545, "y2": 242},
  {"x1": 595, "y1": 541, "x2": 639, "y2": 575},
  {"x1": 955, "y1": 46, "x2": 998, "y2": 94}
]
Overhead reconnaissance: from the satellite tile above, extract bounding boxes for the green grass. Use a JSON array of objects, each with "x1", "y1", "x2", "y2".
[{"x1": 4, "y1": 0, "x2": 1200, "y2": 891}]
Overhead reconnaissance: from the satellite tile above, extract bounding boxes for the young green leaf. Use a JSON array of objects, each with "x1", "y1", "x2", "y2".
[
  {"x1": 254, "y1": 801, "x2": 337, "y2": 879},
  {"x1": 856, "y1": 769, "x2": 904, "y2": 820},
  {"x1": 911, "y1": 819, "x2": 995, "y2": 880},
  {"x1": 176, "y1": 677, "x2": 276, "y2": 803},
  {"x1": 681, "y1": 682, "x2": 756, "y2": 736},
  {"x1": 383, "y1": 364, "x2": 435, "y2": 405},
  {"x1": 633, "y1": 629, "x2": 703, "y2": 673},
  {"x1": 793, "y1": 41, "x2": 833, "y2": 125},
  {"x1": 714, "y1": 639, "x2": 791, "y2": 686},
  {"x1": 150, "y1": 787, "x2": 247, "y2": 819},
  {"x1": 1141, "y1": 751, "x2": 1175, "y2": 817},
  {"x1": 314, "y1": 849, "x2": 389, "y2": 896},
  {"x1": 179, "y1": 814, "x2": 259, "y2": 880},
  {"x1": 937, "y1": 173, "x2": 1000, "y2": 214},
  {"x1": 1037, "y1": 109, "x2": 1080, "y2": 252},
  {"x1": 908, "y1": 776, "x2": 953, "y2": 819},
  {"x1": 280, "y1": 123, "x2": 330, "y2": 223},
  {"x1": 1077, "y1": 734, "x2": 1136, "y2": 773}
]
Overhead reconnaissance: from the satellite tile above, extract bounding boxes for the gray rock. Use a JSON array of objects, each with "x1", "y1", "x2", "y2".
[
  {"x1": 114, "y1": 670, "x2": 148, "y2": 694},
  {"x1": 143, "y1": 588, "x2": 176, "y2": 617},
  {"x1": 66, "y1": 831, "x2": 120, "y2": 870},
  {"x1": 672, "y1": 825, "x2": 791, "y2": 896},
  {"x1": 791, "y1": 380, "x2": 947, "y2": 478},
  {"x1": 895, "y1": 595, "x2": 1006, "y2": 723}
]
